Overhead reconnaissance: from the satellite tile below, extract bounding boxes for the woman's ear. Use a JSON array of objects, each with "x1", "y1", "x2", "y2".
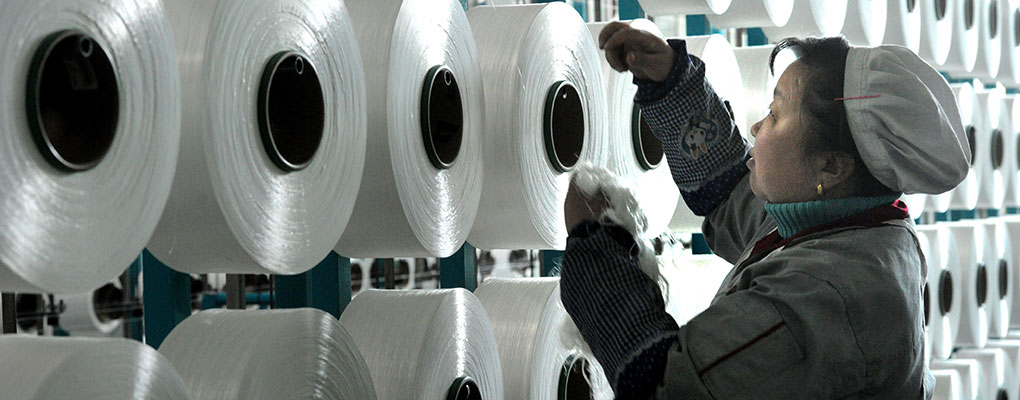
[{"x1": 815, "y1": 152, "x2": 857, "y2": 196}]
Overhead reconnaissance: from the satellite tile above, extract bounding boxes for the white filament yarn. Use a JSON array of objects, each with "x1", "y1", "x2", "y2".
[
  {"x1": 1001, "y1": 217, "x2": 1020, "y2": 328},
  {"x1": 997, "y1": 2, "x2": 1020, "y2": 85},
  {"x1": 941, "y1": 0, "x2": 980, "y2": 74},
  {"x1": 918, "y1": 0, "x2": 954, "y2": 65},
  {"x1": 667, "y1": 35, "x2": 745, "y2": 233},
  {"x1": 761, "y1": 0, "x2": 848, "y2": 39},
  {"x1": 917, "y1": 225, "x2": 962, "y2": 359},
  {"x1": 883, "y1": 0, "x2": 922, "y2": 52},
  {"x1": 920, "y1": 230, "x2": 934, "y2": 364},
  {"x1": 467, "y1": 3, "x2": 609, "y2": 251},
  {"x1": 707, "y1": 0, "x2": 795, "y2": 29},
  {"x1": 149, "y1": 0, "x2": 365, "y2": 274},
  {"x1": 949, "y1": 83, "x2": 980, "y2": 211},
  {"x1": 587, "y1": 20, "x2": 679, "y2": 238},
  {"x1": 945, "y1": 221, "x2": 989, "y2": 348},
  {"x1": 903, "y1": 193, "x2": 928, "y2": 219},
  {"x1": 932, "y1": 359, "x2": 982, "y2": 400},
  {"x1": 339, "y1": 289, "x2": 503, "y2": 400},
  {"x1": 953, "y1": 348, "x2": 1007, "y2": 400},
  {"x1": 158, "y1": 309, "x2": 375, "y2": 400},
  {"x1": 842, "y1": 0, "x2": 888, "y2": 46},
  {"x1": 336, "y1": 0, "x2": 483, "y2": 258},
  {"x1": 474, "y1": 278, "x2": 612, "y2": 400},
  {"x1": 0, "y1": 336, "x2": 190, "y2": 399},
  {"x1": 983, "y1": 220, "x2": 1011, "y2": 339},
  {"x1": 732, "y1": 45, "x2": 797, "y2": 146},
  {"x1": 54, "y1": 282, "x2": 122, "y2": 337},
  {"x1": 0, "y1": 0, "x2": 179, "y2": 293},
  {"x1": 972, "y1": 0, "x2": 1005, "y2": 80},
  {"x1": 931, "y1": 369, "x2": 964, "y2": 400},
  {"x1": 637, "y1": 0, "x2": 732, "y2": 16},
  {"x1": 974, "y1": 83, "x2": 1005, "y2": 210},
  {"x1": 1001, "y1": 96, "x2": 1020, "y2": 207},
  {"x1": 985, "y1": 339, "x2": 1020, "y2": 400}
]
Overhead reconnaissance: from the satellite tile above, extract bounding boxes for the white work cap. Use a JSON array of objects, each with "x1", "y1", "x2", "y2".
[{"x1": 843, "y1": 45, "x2": 970, "y2": 194}]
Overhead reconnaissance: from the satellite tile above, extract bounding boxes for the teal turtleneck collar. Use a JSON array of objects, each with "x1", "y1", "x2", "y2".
[{"x1": 764, "y1": 195, "x2": 902, "y2": 238}]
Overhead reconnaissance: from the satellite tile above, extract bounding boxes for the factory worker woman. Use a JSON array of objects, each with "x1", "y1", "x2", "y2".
[{"x1": 559, "y1": 22, "x2": 970, "y2": 399}]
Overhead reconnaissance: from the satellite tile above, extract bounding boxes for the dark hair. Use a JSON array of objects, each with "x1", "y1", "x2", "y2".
[{"x1": 769, "y1": 36, "x2": 898, "y2": 197}]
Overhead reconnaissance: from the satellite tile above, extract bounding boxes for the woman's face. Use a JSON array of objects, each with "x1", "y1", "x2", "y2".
[{"x1": 748, "y1": 60, "x2": 822, "y2": 203}]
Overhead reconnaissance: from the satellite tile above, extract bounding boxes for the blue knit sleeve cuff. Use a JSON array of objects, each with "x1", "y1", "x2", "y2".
[
  {"x1": 681, "y1": 156, "x2": 751, "y2": 216},
  {"x1": 634, "y1": 39, "x2": 692, "y2": 104}
]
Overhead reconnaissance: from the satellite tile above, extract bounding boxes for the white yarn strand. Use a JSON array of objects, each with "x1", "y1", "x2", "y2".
[
  {"x1": 467, "y1": 3, "x2": 610, "y2": 250},
  {"x1": 150, "y1": 0, "x2": 366, "y2": 274},
  {"x1": 159, "y1": 309, "x2": 376, "y2": 400},
  {"x1": 0, "y1": 0, "x2": 179, "y2": 293}
]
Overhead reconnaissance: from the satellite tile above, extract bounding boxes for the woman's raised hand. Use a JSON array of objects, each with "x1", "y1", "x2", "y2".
[{"x1": 598, "y1": 21, "x2": 675, "y2": 82}]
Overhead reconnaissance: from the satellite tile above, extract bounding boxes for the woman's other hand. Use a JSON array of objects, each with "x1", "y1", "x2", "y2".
[
  {"x1": 598, "y1": 21, "x2": 675, "y2": 82},
  {"x1": 564, "y1": 180, "x2": 608, "y2": 232}
]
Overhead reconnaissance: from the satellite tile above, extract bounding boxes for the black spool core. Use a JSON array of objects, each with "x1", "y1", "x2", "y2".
[
  {"x1": 965, "y1": 0, "x2": 975, "y2": 30},
  {"x1": 15, "y1": 294, "x2": 44, "y2": 331},
  {"x1": 1014, "y1": 9, "x2": 1020, "y2": 46},
  {"x1": 993, "y1": 129, "x2": 1004, "y2": 169},
  {"x1": 257, "y1": 51, "x2": 325, "y2": 172},
  {"x1": 906, "y1": 0, "x2": 917, "y2": 13},
  {"x1": 977, "y1": 263, "x2": 988, "y2": 307},
  {"x1": 631, "y1": 105, "x2": 664, "y2": 170},
  {"x1": 998, "y1": 388, "x2": 1009, "y2": 400},
  {"x1": 544, "y1": 81, "x2": 586, "y2": 173},
  {"x1": 934, "y1": 0, "x2": 948, "y2": 21},
  {"x1": 93, "y1": 282, "x2": 124, "y2": 321},
  {"x1": 990, "y1": 1, "x2": 999, "y2": 39},
  {"x1": 940, "y1": 270, "x2": 954, "y2": 315},
  {"x1": 420, "y1": 65, "x2": 464, "y2": 169},
  {"x1": 967, "y1": 125, "x2": 978, "y2": 166},
  {"x1": 26, "y1": 30, "x2": 119, "y2": 172},
  {"x1": 559, "y1": 354, "x2": 593, "y2": 400},
  {"x1": 923, "y1": 283, "x2": 931, "y2": 327},
  {"x1": 447, "y1": 376, "x2": 482, "y2": 400},
  {"x1": 1000, "y1": 259, "x2": 1009, "y2": 299}
]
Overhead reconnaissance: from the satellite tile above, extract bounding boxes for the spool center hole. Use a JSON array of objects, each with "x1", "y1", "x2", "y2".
[
  {"x1": 935, "y1": 0, "x2": 948, "y2": 21},
  {"x1": 923, "y1": 283, "x2": 931, "y2": 326},
  {"x1": 999, "y1": 259, "x2": 1009, "y2": 299},
  {"x1": 559, "y1": 355, "x2": 593, "y2": 400},
  {"x1": 447, "y1": 377, "x2": 482, "y2": 400},
  {"x1": 1014, "y1": 9, "x2": 1020, "y2": 45},
  {"x1": 632, "y1": 105, "x2": 664, "y2": 170},
  {"x1": 15, "y1": 294, "x2": 44, "y2": 331},
  {"x1": 967, "y1": 126, "x2": 977, "y2": 166},
  {"x1": 421, "y1": 65, "x2": 464, "y2": 169},
  {"x1": 257, "y1": 52, "x2": 325, "y2": 172},
  {"x1": 993, "y1": 129, "x2": 1004, "y2": 169},
  {"x1": 939, "y1": 270, "x2": 954, "y2": 315},
  {"x1": 977, "y1": 263, "x2": 988, "y2": 306},
  {"x1": 906, "y1": 0, "x2": 917, "y2": 14},
  {"x1": 28, "y1": 30, "x2": 119, "y2": 172},
  {"x1": 990, "y1": 2, "x2": 999, "y2": 38},
  {"x1": 544, "y1": 81, "x2": 586, "y2": 172},
  {"x1": 965, "y1": 0, "x2": 975, "y2": 30},
  {"x1": 93, "y1": 282, "x2": 124, "y2": 321},
  {"x1": 998, "y1": 388, "x2": 1009, "y2": 400}
]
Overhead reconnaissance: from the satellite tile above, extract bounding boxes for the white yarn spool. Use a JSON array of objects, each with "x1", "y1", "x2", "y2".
[
  {"x1": 997, "y1": 2, "x2": 1020, "y2": 85},
  {"x1": 974, "y1": 84, "x2": 1006, "y2": 209},
  {"x1": 953, "y1": 348, "x2": 1007, "y2": 400},
  {"x1": 474, "y1": 278, "x2": 612, "y2": 400},
  {"x1": 55, "y1": 281, "x2": 123, "y2": 337},
  {"x1": 1001, "y1": 217, "x2": 1020, "y2": 329},
  {"x1": 588, "y1": 20, "x2": 679, "y2": 238},
  {"x1": 667, "y1": 35, "x2": 745, "y2": 233},
  {"x1": 919, "y1": 0, "x2": 955, "y2": 66},
  {"x1": 159, "y1": 309, "x2": 375, "y2": 400},
  {"x1": 946, "y1": 221, "x2": 990, "y2": 348},
  {"x1": 918, "y1": 225, "x2": 963, "y2": 359},
  {"x1": 761, "y1": 0, "x2": 848, "y2": 40},
  {"x1": 0, "y1": 0, "x2": 179, "y2": 293},
  {"x1": 0, "y1": 336, "x2": 189, "y2": 399},
  {"x1": 986, "y1": 339, "x2": 1020, "y2": 400},
  {"x1": 707, "y1": 0, "x2": 795, "y2": 29},
  {"x1": 843, "y1": 0, "x2": 889, "y2": 46},
  {"x1": 972, "y1": 0, "x2": 1005, "y2": 80},
  {"x1": 984, "y1": 219, "x2": 1012, "y2": 338},
  {"x1": 884, "y1": 0, "x2": 923, "y2": 52},
  {"x1": 637, "y1": 0, "x2": 732, "y2": 16},
  {"x1": 336, "y1": 0, "x2": 484, "y2": 258},
  {"x1": 340, "y1": 289, "x2": 504, "y2": 400},
  {"x1": 941, "y1": 0, "x2": 980, "y2": 73},
  {"x1": 149, "y1": 0, "x2": 365, "y2": 274},
  {"x1": 1001, "y1": 96, "x2": 1020, "y2": 207},
  {"x1": 904, "y1": 193, "x2": 928, "y2": 219},
  {"x1": 467, "y1": 3, "x2": 609, "y2": 250},
  {"x1": 932, "y1": 358, "x2": 982, "y2": 400},
  {"x1": 949, "y1": 83, "x2": 980, "y2": 211},
  {"x1": 932, "y1": 368, "x2": 964, "y2": 400},
  {"x1": 731, "y1": 45, "x2": 798, "y2": 145}
]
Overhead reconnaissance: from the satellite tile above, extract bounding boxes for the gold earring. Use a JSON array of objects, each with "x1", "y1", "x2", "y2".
[{"x1": 817, "y1": 183, "x2": 824, "y2": 196}]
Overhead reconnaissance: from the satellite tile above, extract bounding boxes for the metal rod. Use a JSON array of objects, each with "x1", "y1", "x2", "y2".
[
  {"x1": 2, "y1": 293, "x2": 15, "y2": 334},
  {"x1": 225, "y1": 274, "x2": 246, "y2": 309}
]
